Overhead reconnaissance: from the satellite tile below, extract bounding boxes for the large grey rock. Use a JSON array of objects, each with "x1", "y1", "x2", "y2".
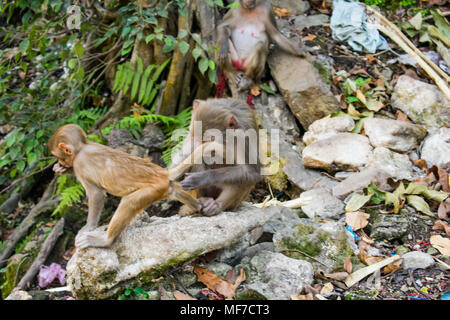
[
  {"x1": 255, "y1": 100, "x2": 337, "y2": 191},
  {"x1": 66, "y1": 206, "x2": 283, "y2": 299},
  {"x1": 364, "y1": 118, "x2": 427, "y2": 153},
  {"x1": 302, "y1": 133, "x2": 373, "y2": 172},
  {"x1": 365, "y1": 147, "x2": 414, "y2": 181},
  {"x1": 271, "y1": 0, "x2": 310, "y2": 15},
  {"x1": 332, "y1": 168, "x2": 392, "y2": 200},
  {"x1": 421, "y1": 128, "x2": 450, "y2": 170},
  {"x1": 401, "y1": 251, "x2": 435, "y2": 269},
  {"x1": 254, "y1": 94, "x2": 301, "y2": 143},
  {"x1": 303, "y1": 115, "x2": 355, "y2": 145},
  {"x1": 268, "y1": 49, "x2": 340, "y2": 130},
  {"x1": 392, "y1": 75, "x2": 450, "y2": 128},
  {"x1": 239, "y1": 250, "x2": 314, "y2": 300},
  {"x1": 299, "y1": 188, "x2": 345, "y2": 220},
  {"x1": 273, "y1": 219, "x2": 358, "y2": 273}
]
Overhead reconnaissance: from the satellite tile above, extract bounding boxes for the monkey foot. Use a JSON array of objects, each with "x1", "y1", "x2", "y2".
[
  {"x1": 199, "y1": 197, "x2": 222, "y2": 216},
  {"x1": 236, "y1": 72, "x2": 252, "y2": 91},
  {"x1": 75, "y1": 230, "x2": 111, "y2": 249}
]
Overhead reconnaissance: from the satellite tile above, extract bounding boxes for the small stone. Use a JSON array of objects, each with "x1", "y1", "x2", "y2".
[
  {"x1": 302, "y1": 133, "x2": 373, "y2": 172},
  {"x1": 365, "y1": 147, "x2": 414, "y2": 181},
  {"x1": 241, "y1": 250, "x2": 314, "y2": 300},
  {"x1": 426, "y1": 247, "x2": 439, "y2": 256},
  {"x1": 421, "y1": 128, "x2": 450, "y2": 170},
  {"x1": 370, "y1": 214, "x2": 409, "y2": 241},
  {"x1": 401, "y1": 251, "x2": 435, "y2": 269},
  {"x1": 364, "y1": 118, "x2": 427, "y2": 153},
  {"x1": 394, "y1": 245, "x2": 410, "y2": 255},
  {"x1": 392, "y1": 75, "x2": 450, "y2": 128},
  {"x1": 299, "y1": 188, "x2": 345, "y2": 220}
]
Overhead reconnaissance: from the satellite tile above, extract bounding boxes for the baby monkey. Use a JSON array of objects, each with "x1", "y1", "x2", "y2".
[{"x1": 48, "y1": 124, "x2": 202, "y2": 249}]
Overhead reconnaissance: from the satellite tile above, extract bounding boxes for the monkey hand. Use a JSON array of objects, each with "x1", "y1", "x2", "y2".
[
  {"x1": 53, "y1": 162, "x2": 72, "y2": 174},
  {"x1": 199, "y1": 197, "x2": 222, "y2": 216},
  {"x1": 181, "y1": 172, "x2": 211, "y2": 190}
]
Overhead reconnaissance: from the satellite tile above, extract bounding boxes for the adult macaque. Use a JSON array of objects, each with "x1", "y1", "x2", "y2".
[
  {"x1": 48, "y1": 124, "x2": 201, "y2": 248},
  {"x1": 216, "y1": 0, "x2": 308, "y2": 93},
  {"x1": 169, "y1": 98, "x2": 262, "y2": 216}
]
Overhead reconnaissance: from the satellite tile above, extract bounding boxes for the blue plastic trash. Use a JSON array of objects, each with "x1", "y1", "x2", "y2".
[{"x1": 330, "y1": 0, "x2": 389, "y2": 53}]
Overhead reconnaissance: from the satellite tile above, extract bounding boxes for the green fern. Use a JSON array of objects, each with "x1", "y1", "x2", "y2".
[
  {"x1": 161, "y1": 108, "x2": 192, "y2": 166},
  {"x1": 52, "y1": 174, "x2": 85, "y2": 217},
  {"x1": 113, "y1": 57, "x2": 171, "y2": 107}
]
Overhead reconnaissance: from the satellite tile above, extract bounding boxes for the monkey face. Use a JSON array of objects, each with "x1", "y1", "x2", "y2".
[
  {"x1": 51, "y1": 144, "x2": 74, "y2": 168},
  {"x1": 241, "y1": 0, "x2": 256, "y2": 9}
]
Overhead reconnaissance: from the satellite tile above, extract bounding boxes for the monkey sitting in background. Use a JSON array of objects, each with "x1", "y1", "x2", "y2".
[
  {"x1": 216, "y1": 0, "x2": 309, "y2": 99},
  {"x1": 169, "y1": 98, "x2": 262, "y2": 216},
  {"x1": 48, "y1": 124, "x2": 202, "y2": 248}
]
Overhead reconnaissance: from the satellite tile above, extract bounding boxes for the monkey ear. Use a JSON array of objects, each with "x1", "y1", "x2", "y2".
[
  {"x1": 193, "y1": 99, "x2": 201, "y2": 109},
  {"x1": 58, "y1": 143, "x2": 73, "y2": 156},
  {"x1": 226, "y1": 116, "x2": 238, "y2": 129}
]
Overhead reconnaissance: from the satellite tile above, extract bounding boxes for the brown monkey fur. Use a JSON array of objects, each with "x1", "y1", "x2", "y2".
[
  {"x1": 48, "y1": 124, "x2": 201, "y2": 248},
  {"x1": 216, "y1": 0, "x2": 309, "y2": 93},
  {"x1": 169, "y1": 98, "x2": 262, "y2": 216}
]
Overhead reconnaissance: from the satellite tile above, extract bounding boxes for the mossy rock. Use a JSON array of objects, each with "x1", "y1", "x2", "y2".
[
  {"x1": 273, "y1": 219, "x2": 358, "y2": 273},
  {"x1": 1, "y1": 253, "x2": 33, "y2": 299}
]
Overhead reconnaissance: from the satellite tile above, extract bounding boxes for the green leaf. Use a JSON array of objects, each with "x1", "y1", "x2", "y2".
[
  {"x1": 260, "y1": 84, "x2": 275, "y2": 94},
  {"x1": 19, "y1": 39, "x2": 30, "y2": 54},
  {"x1": 422, "y1": 189, "x2": 448, "y2": 202},
  {"x1": 68, "y1": 58, "x2": 77, "y2": 69},
  {"x1": 130, "y1": 72, "x2": 141, "y2": 101},
  {"x1": 404, "y1": 182, "x2": 428, "y2": 195},
  {"x1": 208, "y1": 60, "x2": 215, "y2": 70},
  {"x1": 179, "y1": 41, "x2": 190, "y2": 55},
  {"x1": 74, "y1": 42, "x2": 84, "y2": 58},
  {"x1": 178, "y1": 29, "x2": 188, "y2": 39},
  {"x1": 145, "y1": 34, "x2": 155, "y2": 44},
  {"x1": 198, "y1": 57, "x2": 208, "y2": 74},
  {"x1": 17, "y1": 160, "x2": 25, "y2": 172},
  {"x1": 346, "y1": 96, "x2": 360, "y2": 103},
  {"x1": 27, "y1": 152, "x2": 38, "y2": 165},
  {"x1": 406, "y1": 195, "x2": 434, "y2": 217},
  {"x1": 192, "y1": 47, "x2": 202, "y2": 61},
  {"x1": 385, "y1": 192, "x2": 400, "y2": 213},
  {"x1": 345, "y1": 193, "x2": 372, "y2": 212},
  {"x1": 208, "y1": 68, "x2": 216, "y2": 84},
  {"x1": 6, "y1": 134, "x2": 16, "y2": 147},
  {"x1": 366, "y1": 183, "x2": 385, "y2": 204}
]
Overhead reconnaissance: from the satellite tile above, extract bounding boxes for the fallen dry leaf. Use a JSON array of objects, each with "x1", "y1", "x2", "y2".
[
  {"x1": 320, "y1": 282, "x2": 334, "y2": 294},
  {"x1": 225, "y1": 269, "x2": 237, "y2": 285},
  {"x1": 365, "y1": 54, "x2": 378, "y2": 64},
  {"x1": 290, "y1": 293, "x2": 314, "y2": 300},
  {"x1": 414, "y1": 159, "x2": 428, "y2": 171},
  {"x1": 233, "y1": 268, "x2": 246, "y2": 289},
  {"x1": 324, "y1": 272, "x2": 349, "y2": 281},
  {"x1": 304, "y1": 284, "x2": 320, "y2": 295},
  {"x1": 273, "y1": 7, "x2": 291, "y2": 18},
  {"x1": 158, "y1": 285, "x2": 171, "y2": 300},
  {"x1": 344, "y1": 256, "x2": 353, "y2": 274},
  {"x1": 151, "y1": 276, "x2": 164, "y2": 283},
  {"x1": 430, "y1": 235, "x2": 450, "y2": 256},
  {"x1": 302, "y1": 34, "x2": 317, "y2": 41},
  {"x1": 174, "y1": 290, "x2": 196, "y2": 300},
  {"x1": 438, "y1": 167, "x2": 449, "y2": 193},
  {"x1": 383, "y1": 259, "x2": 402, "y2": 274},
  {"x1": 396, "y1": 110, "x2": 411, "y2": 122},
  {"x1": 356, "y1": 89, "x2": 367, "y2": 105},
  {"x1": 346, "y1": 211, "x2": 370, "y2": 231},
  {"x1": 193, "y1": 264, "x2": 236, "y2": 299},
  {"x1": 438, "y1": 202, "x2": 449, "y2": 220},
  {"x1": 315, "y1": 294, "x2": 328, "y2": 300},
  {"x1": 433, "y1": 220, "x2": 450, "y2": 237}
]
